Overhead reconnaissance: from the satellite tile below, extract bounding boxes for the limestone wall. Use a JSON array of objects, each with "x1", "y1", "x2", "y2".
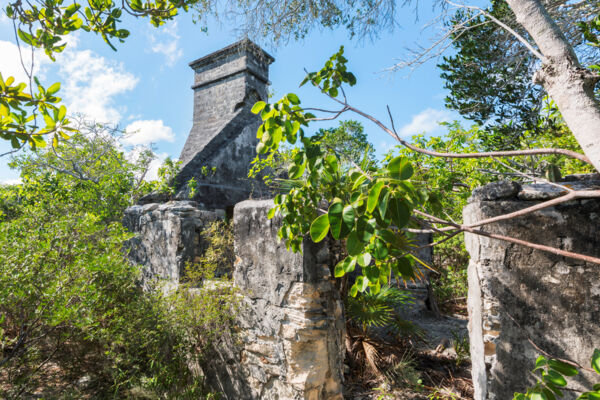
[
  {"x1": 123, "y1": 199, "x2": 345, "y2": 399},
  {"x1": 123, "y1": 200, "x2": 223, "y2": 287},
  {"x1": 202, "y1": 200, "x2": 345, "y2": 399},
  {"x1": 463, "y1": 179, "x2": 600, "y2": 400}
]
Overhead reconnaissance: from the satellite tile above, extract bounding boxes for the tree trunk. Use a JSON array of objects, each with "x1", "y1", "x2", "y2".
[{"x1": 506, "y1": 0, "x2": 600, "y2": 172}]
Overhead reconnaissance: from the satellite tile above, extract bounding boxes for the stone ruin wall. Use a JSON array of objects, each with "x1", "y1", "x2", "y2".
[
  {"x1": 123, "y1": 200, "x2": 345, "y2": 399},
  {"x1": 463, "y1": 178, "x2": 600, "y2": 400}
]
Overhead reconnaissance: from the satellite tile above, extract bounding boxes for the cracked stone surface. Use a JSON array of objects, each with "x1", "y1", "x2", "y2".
[
  {"x1": 200, "y1": 200, "x2": 345, "y2": 400},
  {"x1": 464, "y1": 178, "x2": 600, "y2": 400}
]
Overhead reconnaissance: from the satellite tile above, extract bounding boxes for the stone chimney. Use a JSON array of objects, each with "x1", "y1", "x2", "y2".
[{"x1": 176, "y1": 39, "x2": 274, "y2": 209}]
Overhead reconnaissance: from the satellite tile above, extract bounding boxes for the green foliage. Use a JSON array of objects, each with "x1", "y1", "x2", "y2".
[
  {"x1": 252, "y1": 47, "x2": 438, "y2": 295},
  {"x1": 312, "y1": 120, "x2": 374, "y2": 167},
  {"x1": 0, "y1": 130, "x2": 235, "y2": 398},
  {"x1": 513, "y1": 351, "x2": 600, "y2": 400},
  {"x1": 5, "y1": 123, "x2": 154, "y2": 222},
  {"x1": 249, "y1": 120, "x2": 373, "y2": 188},
  {"x1": 451, "y1": 330, "x2": 469, "y2": 367},
  {"x1": 1, "y1": 0, "x2": 211, "y2": 149},
  {"x1": 153, "y1": 156, "x2": 182, "y2": 196},
  {"x1": 439, "y1": 1, "x2": 600, "y2": 151},
  {"x1": 0, "y1": 73, "x2": 74, "y2": 151},
  {"x1": 438, "y1": 1, "x2": 542, "y2": 149},
  {"x1": 346, "y1": 285, "x2": 421, "y2": 337}
]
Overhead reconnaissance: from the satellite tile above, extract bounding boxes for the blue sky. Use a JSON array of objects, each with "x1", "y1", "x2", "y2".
[{"x1": 0, "y1": 4, "x2": 465, "y2": 183}]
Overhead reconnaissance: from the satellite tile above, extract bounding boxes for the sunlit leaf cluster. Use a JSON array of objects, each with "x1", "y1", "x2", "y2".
[
  {"x1": 252, "y1": 47, "x2": 438, "y2": 296},
  {"x1": 513, "y1": 351, "x2": 600, "y2": 400}
]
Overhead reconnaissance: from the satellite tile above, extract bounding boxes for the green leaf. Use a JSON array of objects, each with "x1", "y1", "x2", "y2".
[
  {"x1": 388, "y1": 156, "x2": 414, "y2": 180},
  {"x1": 356, "y1": 217, "x2": 375, "y2": 243},
  {"x1": 334, "y1": 261, "x2": 345, "y2": 277},
  {"x1": 288, "y1": 163, "x2": 305, "y2": 179},
  {"x1": 357, "y1": 252, "x2": 372, "y2": 267},
  {"x1": 364, "y1": 265, "x2": 379, "y2": 282},
  {"x1": 378, "y1": 188, "x2": 389, "y2": 220},
  {"x1": 356, "y1": 276, "x2": 369, "y2": 292},
  {"x1": 267, "y1": 207, "x2": 276, "y2": 219},
  {"x1": 392, "y1": 257, "x2": 414, "y2": 280},
  {"x1": 347, "y1": 231, "x2": 365, "y2": 256},
  {"x1": 251, "y1": 101, "x2": 266, "y2": 114},
  {"x1": 541, "y1": 388, "x2": 557, "y2": 400},
  {"x1": 328, "y1": 201, "x2": 353, "y2": 239},
  {"x1": 373, "y1": 238, "x2": 388, "y2": 260},
  {"x1": 389, "y1": 197, "x2": 410, "y2": 228},
  {"x1": 349, "y1": 283, "x2": 358, "y2": 297},
  {"x1": 543, "y1": 370, "x2": 567, "y2": 387},
  {"x1": 335, "y1": 256, "x2": 357, "y2": 278},
  {"x1": 535, "y1": 355, "x2": 548, "y2": 368},
  {"x1": 530, "y1": 391, "x2": 547, "y2": 400},
  {"x1": 548, "y1": 359, "x2": 578, "y2": 376},
  {"x1": 310, "y1": 214, "x2": 329, "y2": 242},
  {"x1": 57, "y1": 105, "x2": 67, "y2": 121},
  {"x1": 46, "y1": 82, "x2": 61, "y2": 95},
  {"x1": 287, "y1": 93, "x2": 300, "y2": 105},
  {"x1": 593, "y1": 349, "x2": 600, "y2": 374},
  {"x1": 367, "y1": 181, "x2": 385, "y2": 213}
]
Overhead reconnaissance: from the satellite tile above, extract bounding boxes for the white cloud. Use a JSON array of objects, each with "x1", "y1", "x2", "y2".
[
  {"x1": 148, "y1": 20, "x2": 182, "y2": 67},
  {"x1": 1, "y1": 178, "x2": 22, "y2": 185},
  {"x1": 123, "y1": 119, "x2": 175, "y2": 145},
  {"x1": 57, "y1": 48, "x2": 138, "y2": 122},
  {"x1": 399, "y1": 108, "x2": 453, "y2": 136},
  {"x1": 145, "y1": 152, "x2": 169, "y2": 181},
  {"x1": 0, "y1": 40, "x2": 48, "y2": 84}
]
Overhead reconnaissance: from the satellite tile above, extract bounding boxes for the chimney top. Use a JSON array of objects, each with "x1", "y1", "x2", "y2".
[{"x1": 188, "y1": 38, "x2": 274, "y2": 70}]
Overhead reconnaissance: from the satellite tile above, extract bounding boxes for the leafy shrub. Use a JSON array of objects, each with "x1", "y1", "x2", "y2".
[
  {"x1": 513, "y1": 350, "x2": 600, "y2": 400},
  {"x1": 0, "y1": 130, "x2": 237, "y2": 399}
]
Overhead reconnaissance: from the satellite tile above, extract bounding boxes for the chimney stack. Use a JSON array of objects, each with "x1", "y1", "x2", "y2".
[{"x1": 176, "y1": 39, "x2": 274, "y2": 209}]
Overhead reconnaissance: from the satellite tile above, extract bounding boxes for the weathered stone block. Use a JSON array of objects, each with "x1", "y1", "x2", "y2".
[
  {"x1": 202, "y1": 199, "x2": 345, "y2": 400},
  {"x1": 123, "y1": 200, "x2": 223, "y2": 287},
  {"x1": 464, "y1": 179, "x2": 600, "y2": 400}
]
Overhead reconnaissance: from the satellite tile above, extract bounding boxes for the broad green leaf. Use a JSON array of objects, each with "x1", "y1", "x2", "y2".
[
  {"x1": 349, "y1": 283, "x2": 358, "y2": 297},
  {"x1": 378, "y1": 188, "x2": 389, "y2": 220},
  {"x1": 310, "y1": 214, "x2": 329, "y2": 242},
  {"x1": 541, "y1": 388, "x2": 557, "y2": 400},
  {"x1": 356, "y1": 217, "x2": 375, "y2": 243},
  {"x1": 251, "y1": 101, "x2": 266, "y2": 114},
  {"x1": 367, "y1": 181, "x2": 385, "y2": 213},
  {"x1": 335, "y1": 256, "x2": 357, "y2": 277},
  {"x1": 334, "y1": 261, "x2": 345, "y2": 277},
  {"x1": 388, "y1": 156, "x2": 413, "y2": 180},
  {"x1": 357, "y1": 252, "x2": 372, "y2": 267},
  {"x1": 535, "y1": 355, "x2": 548, "y2": 368},
  {"x1": 288, "y1": 163, "x2": 305, "y2": 179},
  {"x1": 329, "y1": 201, "x2": 353, "y2": 239},
  {"x1": 267, "y1": 207, "x2": 276, "y2": 219},
  {"x1": 373, "y1": 238, "x2": 388, "y2": 260},
  {"x1": 548, "y1": 359, "x2": 578, "y2": 376},
  {"x1": 593, "y1": 349, "x2": 600, "y2": 374},
  {"x1": 389, "y1": 197, "x2": 410, "y2": 228},
  {"x1": 57, "y1": 105, "x2": 67, "y2": 120},
  {"x1": 543, "y1": 370, "x2": 567, "y2": 387},
  {"x1": 393, "y1": 257, "x2": 414, "y2": 280},
  {"x1": 356, "y1": 276, "x2": 369, "y2": 292},
  {"x1": 530, "y1": 391, "x2": 547, "y2": 400},
  {"x1": 364, "y1": 266, "x2": 379, "y2": 282},
  {"x1": 347, "y1": 231, "x2": 365, "y2": 256},
  {"x1": 46, "y1": 82, "x2": 61, "y2": 95},
  {"x1": 287, "y1": 93, "x2": 300, "y2": 105}
]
